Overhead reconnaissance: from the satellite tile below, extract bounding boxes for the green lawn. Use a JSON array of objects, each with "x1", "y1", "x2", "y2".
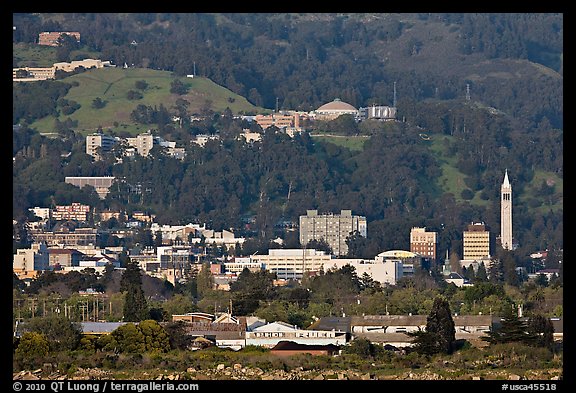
[
  {"x1": 311, "y1": 134, "x2": 369, "y2": 152},
  {"x1": 426, "y1": 135, "x2": 492, "y2": 206}
]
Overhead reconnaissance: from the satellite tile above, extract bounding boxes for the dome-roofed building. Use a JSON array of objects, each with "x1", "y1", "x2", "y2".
[{"x1": 314, "y1": 98, "x2": 359, "y2": 120}]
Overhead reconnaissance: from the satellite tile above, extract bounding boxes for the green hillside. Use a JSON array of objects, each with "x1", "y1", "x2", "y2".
[{"x1": 30, "y1": 67, "x2": 268, "y2": 136}]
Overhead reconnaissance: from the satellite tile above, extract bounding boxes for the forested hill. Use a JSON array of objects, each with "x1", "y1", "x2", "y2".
[
  {"x1": 13, "y1": 13, "x2": 563, "y2": 131},
  {"x1": 12, "y1": 13, "x2": 563, "y2": 262}
]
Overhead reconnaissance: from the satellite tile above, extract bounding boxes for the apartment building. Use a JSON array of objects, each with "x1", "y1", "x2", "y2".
[{"x1": 299, "y1": 210, "x2": 367, "y2": 256}]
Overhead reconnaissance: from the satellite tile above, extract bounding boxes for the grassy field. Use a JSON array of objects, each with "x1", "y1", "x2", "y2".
[
  {"x1": 519, "y1": 169, "x2": 563, "y2": 213},
  {"x1": 311, "y1": 134, "x2": 369, "y2": 152},
  {"x1": 29, "y1": 67, "x2": 267, "y2": 136},
  {"x1": 426, "y1": 134, "x2": 481, "y2": 204}
]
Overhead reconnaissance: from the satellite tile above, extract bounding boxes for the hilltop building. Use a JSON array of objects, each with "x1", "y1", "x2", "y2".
[
  {"x1": 65, "y1": 177, "x2": 116, "y2": 199},
  {"x1": 313, "y1": 98, "x2": 359, "y2": 121},
  {"x1": 38, "y1": 31, "x2": 80, "y2": 46},
  {"x1": 358, "y1": 105, "x2": 397, "y2": 121}
]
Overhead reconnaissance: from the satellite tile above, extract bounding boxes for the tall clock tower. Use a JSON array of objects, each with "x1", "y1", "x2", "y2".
[{"x1": 500, "y1": 169, "x2": 513, "y2": 250}]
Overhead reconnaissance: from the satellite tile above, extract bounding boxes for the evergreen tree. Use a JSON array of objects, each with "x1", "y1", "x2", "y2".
[
  {"x1": 482, "y1": 304, "x2": 536, "y2": 346},
  {"x1": 488, "y1": 258, "x2": 504, "y2": 283},
  {"x1": 120, "y1": 260, "x2": 148, "y2": 322},
  {"x1": 527, "y1": 314, "x2": 555, "y2": 351},
  {"x1": 475, "y1": 262, "x2": 488, "y2": 282},
  {"x1": 425, "y1": 296, "x2": 456, "y2": 353},
  {"x1": 408, "y1": 296, "x2": 455, "y2": 355}
]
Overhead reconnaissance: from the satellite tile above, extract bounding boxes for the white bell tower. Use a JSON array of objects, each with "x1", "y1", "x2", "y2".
[{"x1": 500, "y1": 169, "x2": 513, "y2": 250}]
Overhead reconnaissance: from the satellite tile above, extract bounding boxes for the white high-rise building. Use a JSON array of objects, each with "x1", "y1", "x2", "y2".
[{"x1": 500, "y1": 170, "x2": 513, "y2": 250}]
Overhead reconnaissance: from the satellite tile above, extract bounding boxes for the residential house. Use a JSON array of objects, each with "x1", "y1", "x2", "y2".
[{"x1": 171, "y1": 312, "x2": 246, "y2": 350}]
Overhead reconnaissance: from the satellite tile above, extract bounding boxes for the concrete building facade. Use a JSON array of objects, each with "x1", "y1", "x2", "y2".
[
  {"x1": 251, "y1": 249, "x2": 332, "y2": 280},
  {"x1": 299, "y1": 210, "x2": 367, "y2": 256},
  {"x1": 65, "y1": 177, "x2": 116, "y2": 199}
]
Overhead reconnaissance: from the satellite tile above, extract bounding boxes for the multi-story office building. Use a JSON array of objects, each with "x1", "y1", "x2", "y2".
[
  {"x1": 299, "y1": 210, "x2": 367, "y2": 256},
  {"x1": 463, "y1": 222, "x2": 491, "y2": 261},
  {"x1": 410, "y1": 227, "x2": 438, "y2": 262}
]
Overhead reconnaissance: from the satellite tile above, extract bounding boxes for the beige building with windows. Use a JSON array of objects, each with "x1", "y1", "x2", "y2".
[
  {"x1": 299, "y1": 210, "x2": 367, "y2": 256},
  {"x1": 410, "y1": 227, "x2": 438, "y2": 261},
  {"x1": 463, "y1": 222, "x2": 491, "y2": 260},
  {"x1": 126, "y1": 132, "x2": 154, "y2": 156},
  {"x1": 86, "y1": 133, "x2": 118, "y2": 159}
]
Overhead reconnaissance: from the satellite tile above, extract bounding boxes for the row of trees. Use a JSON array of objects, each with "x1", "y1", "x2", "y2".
[{"x1": 14, "y1": 294, "x2": 556, "y2": 372}]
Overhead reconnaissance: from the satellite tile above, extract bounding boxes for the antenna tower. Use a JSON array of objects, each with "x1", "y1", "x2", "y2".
[
  {"x1": 393, "y1": 81, "x2": 397, "y2": 107},
  {"x1": 466, "y1": 84, "x2": 471, "y2": 101}
]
